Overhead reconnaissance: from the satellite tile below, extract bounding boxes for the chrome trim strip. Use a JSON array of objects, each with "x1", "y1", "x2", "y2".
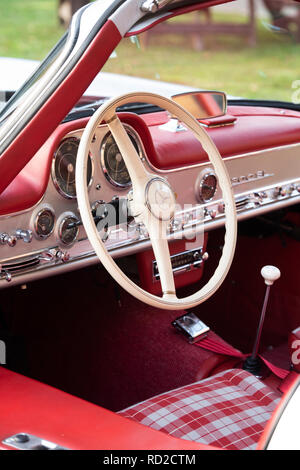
[
  {"x1": 144, "y1": 141, "x2": 300, "y2": 174},
  {"x1": 2, "y1": 192, "x2": 300, "y2": 289}
]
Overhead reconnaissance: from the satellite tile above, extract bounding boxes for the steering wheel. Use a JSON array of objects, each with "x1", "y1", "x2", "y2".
[{"x1": 76, "y1": 92, "x2": 237, "y2": 310}]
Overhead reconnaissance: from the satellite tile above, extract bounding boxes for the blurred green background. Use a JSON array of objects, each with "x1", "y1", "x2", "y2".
[
  {"x1": 0, "y1": 0, "x2": 299, "y2": 101},
  {"x1": 0, "y1": 0, "x2": 63, "y2": 59}
]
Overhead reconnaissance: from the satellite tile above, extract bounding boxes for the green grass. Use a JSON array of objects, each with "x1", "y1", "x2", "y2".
[
  {"x1": 0, "y1": 1, "x2": 299, "y2": 101},
  {"x1": 0, "y1": 0, "x2": 63, "y2": 60},
  {"x1": 103, "y1": 13, "x2": 300, "y2": 101}
]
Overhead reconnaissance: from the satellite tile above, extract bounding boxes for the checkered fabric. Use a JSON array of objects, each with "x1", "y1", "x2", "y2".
[{"x1": 119, "y1": 369, "x2": 281, "y2": 450}]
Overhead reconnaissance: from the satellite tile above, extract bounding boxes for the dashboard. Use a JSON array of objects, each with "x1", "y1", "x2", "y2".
[{"x1": 1, "y1": 104, "x2": 300, "y2": 288}]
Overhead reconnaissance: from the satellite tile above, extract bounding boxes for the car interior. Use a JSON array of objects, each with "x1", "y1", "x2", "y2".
[{"x1": 0, "y1": 0, "x2": 299, "y2": 451}]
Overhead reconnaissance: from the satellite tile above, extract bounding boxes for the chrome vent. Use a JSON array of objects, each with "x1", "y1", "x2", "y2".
[
  {"x1": 1, "y1": 256, "x2": 40, "y2": 279},
  {"x1": 235, "y1": 196, "x2": 251, "y2": 211}
]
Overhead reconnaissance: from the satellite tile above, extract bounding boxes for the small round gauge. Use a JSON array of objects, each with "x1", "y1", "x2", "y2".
[
  {"x1": 52, "y1": 137, "x2": 93, "y2": 199},
  {"x1": 198, "y1": 171, "x2": 218, "y2": 202},
  {"x1": 58, "y1": 214, "x2": 79, "y2": 245},
  {"x1": 34, "y1": 208, "x2": 55, "y2": 239},
  {"x1": 100, "y1": 127, "x2": 142, "y2": 188}
]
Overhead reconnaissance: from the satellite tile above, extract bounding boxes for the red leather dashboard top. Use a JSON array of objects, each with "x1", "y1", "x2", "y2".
[
  {"x1": 0, "y1": 367, "x2": 215, "y2": 450},
  {"x1": 147, "y1": 106, "x2": 300, "y2": 170},
  {"x1": 1, "y1": 105, "x2": 300, "y2": 217}
]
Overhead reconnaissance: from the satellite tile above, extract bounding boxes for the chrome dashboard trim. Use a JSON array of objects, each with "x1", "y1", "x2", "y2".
[{"x1": 2, "y1": 191, "x2": 300, "y2": 289}]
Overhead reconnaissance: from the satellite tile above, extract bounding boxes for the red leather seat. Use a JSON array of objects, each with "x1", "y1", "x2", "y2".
[{"x1": 119, "y1": 369, "x2": 281, "y2": 450}]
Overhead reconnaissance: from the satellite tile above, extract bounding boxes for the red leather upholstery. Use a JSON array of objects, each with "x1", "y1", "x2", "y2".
[
  {"x1": 199, "y1": 113, "x2": 236, "y2": 127},
  {"x1": 119, "y1": 369, "x2": 281, "y2": 450},
  {"x1": 0, "y1": 367, "x2": 214, "y2": 450},
  {"x1": 148, "y1": 109, "x2": 300, "y2": 170}
]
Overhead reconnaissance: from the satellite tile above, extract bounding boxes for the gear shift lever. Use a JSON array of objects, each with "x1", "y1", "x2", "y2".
[{"x1": 243, "y1": 265, "x2": 281, "y2": 377}]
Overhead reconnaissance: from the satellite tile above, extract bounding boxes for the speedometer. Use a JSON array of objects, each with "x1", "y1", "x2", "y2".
[
  {"x1": 52, "y1": 137, "x2": 93, "y2": 199},
  {"x1": 100, "y1": 126, "x2": 142, "y2": 188}
]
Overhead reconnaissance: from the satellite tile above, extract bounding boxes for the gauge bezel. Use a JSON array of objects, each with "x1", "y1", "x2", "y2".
[
  {"x1": 196, "y1": 169, "x2": 218, "y2": 203},
  {"x1": 33, "y1": 205, "x2": 55, "y2": 240},
  {"x1": 100, "y1": 124, "x2": 144, "y2": 189},
  {"x1": 52, "y1": 136, "x2": 94, "y2": 199},
  {"x1": 57, "y1": 212, "x2": 80, "y2": 246}
]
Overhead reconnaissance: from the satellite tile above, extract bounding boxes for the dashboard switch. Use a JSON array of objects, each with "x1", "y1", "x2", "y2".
[
  {"x1": 272, "y1": 187, "x2": 281, "y2": 198},
  {"x1": 280, "y1": 188, "x2": 287, "y2": 197},
  {"x1": 55, "y1": 250, "x2": 70, "y2": 263}
]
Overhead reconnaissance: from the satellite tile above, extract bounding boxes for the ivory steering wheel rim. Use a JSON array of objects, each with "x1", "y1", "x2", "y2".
[{"x1": 76, "y1": 92, "x2": 237, "y2": 310}]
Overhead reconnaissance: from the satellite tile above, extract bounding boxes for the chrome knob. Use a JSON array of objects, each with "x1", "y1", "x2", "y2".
[
  {"x1": 38, "y1": 251, "x2": 55, "y2": 262},
  {"x1": 209, "y1": 210, "x2": 217, "y2": 219},
  {"x1": 0, "y1": 233, "x2": 17, "y2": 247},
  {"x1": 16, "y1": 229, "x2": 33, "y2": 243},
  {"x1": 169, "y1": 218, "x2": 182, "y2": 232},
  {"x1": 280, "y1": 188, "x2": 287, "y2": 197},
  {"x1": 272, "y1": 187, "x2": 281, "y2": 198},
  {"x1": 1, "y1": 270, "x2": 12, "y2": 282},
  {"x1": 55, "y1": 250, "x2": 70, "y2": 263}
]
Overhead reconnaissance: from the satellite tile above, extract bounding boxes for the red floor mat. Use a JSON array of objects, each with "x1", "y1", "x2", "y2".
[{"x1": 0, "y1": 265, "x2": 229, "y2": 411}]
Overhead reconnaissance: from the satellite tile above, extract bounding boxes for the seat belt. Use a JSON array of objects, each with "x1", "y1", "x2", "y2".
[{"x1": 195, "y1": 331, "x2": 290, "y2": 379}]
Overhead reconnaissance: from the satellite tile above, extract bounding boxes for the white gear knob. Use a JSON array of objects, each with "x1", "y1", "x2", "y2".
[{"x1": 261, "y1": 265, "x2": 281, "y2": 286}]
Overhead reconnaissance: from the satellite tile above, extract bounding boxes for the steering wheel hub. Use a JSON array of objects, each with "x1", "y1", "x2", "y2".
[{"x1": 145, "y1": 177, "x2": 176, "y2": 221}]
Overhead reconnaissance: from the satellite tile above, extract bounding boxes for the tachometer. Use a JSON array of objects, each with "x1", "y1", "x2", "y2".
[
  {"x1": 100, "y1": 127, "x2": 142, "y2": 188},
  {"x1": 52, "y1": 137, "x2": 93, "y2": 198}
]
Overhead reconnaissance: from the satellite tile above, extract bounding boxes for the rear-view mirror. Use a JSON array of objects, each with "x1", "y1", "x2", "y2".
[{"x1": 171, "y1": 91, "x2": 227, "y2": 120}]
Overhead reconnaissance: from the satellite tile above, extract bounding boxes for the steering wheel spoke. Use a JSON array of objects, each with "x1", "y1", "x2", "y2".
[
  {"x1": 142, "y1": 214, "x2": 176, "y2": 299},
  {"x1": 107, "y1": 113, "x2": 149, "y2": 189}
]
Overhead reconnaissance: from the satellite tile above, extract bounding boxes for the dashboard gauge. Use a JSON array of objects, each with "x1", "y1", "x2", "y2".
[
  {"x1": 100, "y1": 126, "x2": 142, "y2": 188},
  {"x1": 52, "y1": 137, "x2": 93, "y2": 199},
  {"x1": 34, "y1": 208, "x2": 55, "y2": 239},
  {"x1": 58, "y1": 214, "x2": 79, "y2": 245},
  {"x1": 198, "y1": 171, "x2": 218, "y2": 203}
]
